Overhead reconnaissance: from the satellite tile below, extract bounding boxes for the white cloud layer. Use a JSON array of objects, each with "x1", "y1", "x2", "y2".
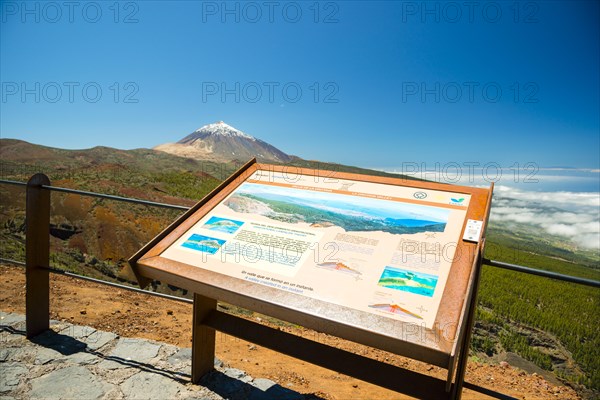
[
  {"x1": 378, "y1": 166, "x2": 599, "y2": 192},
  {"x1": 490, "y1": 186, "x2": 600, "y2": 250}
]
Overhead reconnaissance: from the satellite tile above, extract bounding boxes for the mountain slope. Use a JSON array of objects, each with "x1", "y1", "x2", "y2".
[
  {"x1": 0, "y1": 138, "x2": 234, "y2": 283},
  {"x1": 0, "y1": 138, "x2": 242, "y2": 181},
  {"x1": 154, "y1": 121, "x2": 292, "y2": 163}
]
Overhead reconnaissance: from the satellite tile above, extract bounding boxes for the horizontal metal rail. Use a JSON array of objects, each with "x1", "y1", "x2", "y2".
[
  {"x1": 41, "y1": 185, "x2": 191, "y2": 211},
  {"x1": 0, "y1": 257, "x2": 193, "y2": 304},
  {"x1": 0, "y1": 179, "x2": 190, "y2": 211},
  {"x1": 1, "y1": 179, "x2": 598, "y2": 289},
  {"x1": 0, "y1": 179, "x2": 27, "y2": 186},
  {"x1": 483, "y1": 258, "x2": 600, "y2": 289}
]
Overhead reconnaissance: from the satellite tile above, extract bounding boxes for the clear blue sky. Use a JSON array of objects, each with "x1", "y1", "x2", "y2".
[{"x1": 1, "y1": 1, "x2": 599, "y2": 170}]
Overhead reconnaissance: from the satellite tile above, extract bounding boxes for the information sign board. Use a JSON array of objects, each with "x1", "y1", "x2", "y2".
[{"x1": 130, "y1": 160, "x2": 493, "y2": 396}]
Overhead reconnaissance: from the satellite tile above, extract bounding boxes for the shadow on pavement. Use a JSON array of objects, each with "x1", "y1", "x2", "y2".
[
  {"x1": 200, "y1": 369, "x2": 327, "y2": 400},
  {"x1": 7, "y1": 326, "x2": 324, "y2": 400}
]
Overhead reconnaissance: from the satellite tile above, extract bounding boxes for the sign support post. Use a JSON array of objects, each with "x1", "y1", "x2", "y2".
[
  {"x1": 191, "y1": 293, "x2": 217, "y2": 383},
  {"x1": 451, "y1": 242, "x2": 485, "y2": 399}
]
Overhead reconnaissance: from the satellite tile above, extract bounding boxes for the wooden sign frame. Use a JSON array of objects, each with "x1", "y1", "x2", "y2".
[{"x1": 129, "y1": 159, "x2": 493, "y2": 399}]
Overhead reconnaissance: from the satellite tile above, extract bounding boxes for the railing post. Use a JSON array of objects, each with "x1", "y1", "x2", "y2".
[{"x1": 25, "y1": 173, "x2": 51, "y2": 338}]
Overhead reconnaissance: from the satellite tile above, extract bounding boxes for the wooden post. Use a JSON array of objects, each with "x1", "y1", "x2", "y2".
[
  {"x1": 25, "y1": 173, "x2": 51, "y2": 338},
  {"x1": 191, "y1": 293, "x2": 217, "y2": 383}
]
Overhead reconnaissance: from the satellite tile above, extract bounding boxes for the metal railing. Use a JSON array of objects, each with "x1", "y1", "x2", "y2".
[
  {"x1": 0, "y1": 178, "x2": 189, "y2": 210},
  {"x1": 0, "y1": 258, "x2": 193, "y2": 304},
  {"x1": 0, "y1": 177, "x2": 196, "y2": 315},
  {"x1": 483, "y1": 258, "x2": 599, "y2": 288}
]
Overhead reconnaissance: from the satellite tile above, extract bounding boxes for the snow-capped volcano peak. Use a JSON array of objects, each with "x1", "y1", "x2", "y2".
[
  {"x1": 156, "y1": 121, "x2": 291, "y2": 163},
  {"x1": 193, "y1": 121, "x2": 255, "y2": 140}
]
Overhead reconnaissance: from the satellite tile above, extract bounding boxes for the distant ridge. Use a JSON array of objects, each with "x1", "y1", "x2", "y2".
[{"x1": 154, "y1": 121, "x2": 292, "y2": 163}]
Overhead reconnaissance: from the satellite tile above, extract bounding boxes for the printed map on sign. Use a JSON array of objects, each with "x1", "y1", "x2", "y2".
[{"x1": 161, "y1": 170, "x2": 471, "y2": 328}]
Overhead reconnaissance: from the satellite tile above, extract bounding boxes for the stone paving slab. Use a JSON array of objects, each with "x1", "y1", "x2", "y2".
[
  {"x1": 110, "y1": 338, "x2": 161, "y2": 364},
  {"x1": 0, "y1": 311, "x2": 314, "y2": 400},
  {"x1": 29, "y1": 365, "x2": 116, "y2": 399}
]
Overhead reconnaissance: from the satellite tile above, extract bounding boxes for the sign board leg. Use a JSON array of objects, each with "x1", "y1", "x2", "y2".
[{"x1": 191, "y1": 293, "x2": 217, "y2": 383}]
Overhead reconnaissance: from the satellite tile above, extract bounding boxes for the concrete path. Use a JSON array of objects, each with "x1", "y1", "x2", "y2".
[{"x1": 0, "y1": 311, "x2": 311, "y2": 400}]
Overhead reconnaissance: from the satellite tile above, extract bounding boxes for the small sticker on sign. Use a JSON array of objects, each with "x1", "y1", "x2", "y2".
[{"x1": 463, "y1": 220, "x2": 483, "y2": 243}]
